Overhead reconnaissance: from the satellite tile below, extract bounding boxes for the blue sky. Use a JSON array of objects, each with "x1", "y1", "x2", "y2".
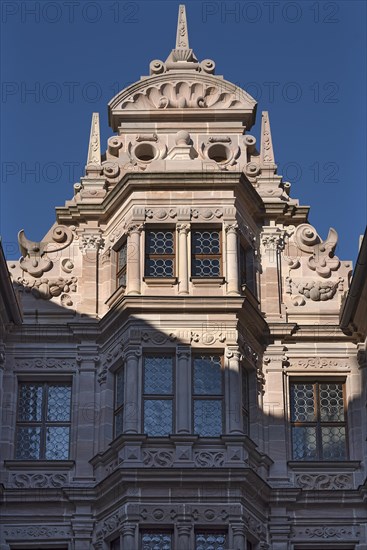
[{"x1": 1, "y1": 0, "x2": 366, "y2": 262}]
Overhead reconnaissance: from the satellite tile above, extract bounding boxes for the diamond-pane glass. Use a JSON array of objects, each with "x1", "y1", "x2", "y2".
[
  {"x1": 319, "y1": 383, "x2": 344, "y2": 421},
  {"x1": 192, "y1": 258, "x2": 220, "y2": 277},
  {"x1": 45, "y1": 426, "x2": 70, "y2": 460},
  {"x1": 321, "y1": 426, "x2": 346, "y2": 459},
  {"x1": 142, "y1": 533, "x2": 172, "y2": 550},
  {"x1": 192, "y1": 231, "x2": 220, "y2": 254},
  {"x1": 15, "y1": 427, "x2": 41, "y2": 459},
  {"x1": 147, "y1": 231, "x2": 174, "y2": 254},
  {"x1": 116, "y1": 368, "x2": 124, "y2": 408},
  {"x1": 146, "y1": 258, "x2": 173, "y2": 277},
  {"x1": 292, "y1": 426, "x2": 317, "y2": 460},
  {"x1": 144, "y1": 356, "x2": 173, "y2": 394},
  {"x1": 144, "y1": 400, "x2": 173, "y2": 436},
  {"x1": 47, "y1": 385, "x2": 71, "y2": 421},
  {"x1": 195, "y1": 533, "x2": 227, "y2": 550},
  {"x1": 194, "y1": 400, "x2": 222, "y2": 436},
  {"x1": 18, "y1": 384, "x2": 43, "y2": 421},
  {"x1": 194, "y1": 355, "x2": 222, "y2": 395},
  {"x1": 290, "y1": 383, "x2": 315, "y2": 422}
]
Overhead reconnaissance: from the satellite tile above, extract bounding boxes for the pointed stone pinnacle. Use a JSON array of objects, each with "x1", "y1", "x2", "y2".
[
  {"x1": 87, "y1": 112, "x2": 101, "y2": 167},
  {"x1": 260, "y1": 111, "x2": 275, "y2": 165},
  {"x1": 176, "y1": 5, "x2": 189, "y2": 49}
]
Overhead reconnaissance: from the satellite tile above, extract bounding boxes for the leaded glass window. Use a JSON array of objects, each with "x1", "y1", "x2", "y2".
[
  {"x1": 290, "y1": 381, "x2": 347, "y2": 461},
  {"x1": 114, "y1": 367, "x2": 124, "y2": 437},
  {"x1": 117, "y1": 240, "x2": 127, "y2": 288},
  {"x1": 193, "y1": 355, "x2": 223, "y2": 436},
  {"x1": 192, "y1": 229, "x2": 221, "y2": 277},
  {"x1": 143, "y1": 355, "x2": 174, "y2": 436},
  {"x1": 141, "y1": 532, "x2": 172, "y2": 550},
  {"x1": 15, "y1": 382, "x2": 71, "y2": 460},
  {"x1": 195, "y1": 532, "x2": 227, "y2": 550},
  {"x1": 145, "y1": 230, "x2": 174, "y2": 277},
  {"x1": 239, "y1": 243, "x2": 256, "y2": 295}
]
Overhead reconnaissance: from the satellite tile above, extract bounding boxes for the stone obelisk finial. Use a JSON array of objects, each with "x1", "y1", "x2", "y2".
[
  {"x1": 85, "y1": 112, "x2": 102, "y2": 176},
  {"x1": 87, "y1": 112, "x2": 101, "y2": 167},
  {"x1": 176, "y1": 5, "x2": 189, "y2": 49},
  {"x1": 260, "y1": 111, "x2": 275, "y2": 165}
]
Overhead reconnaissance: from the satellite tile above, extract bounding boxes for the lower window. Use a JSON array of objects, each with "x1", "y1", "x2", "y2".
[
  {"x1": 290, "y1": 380, "x2": 347, "y2": 461},
  {"x1": 195, "y1": 532, "x2": 227, "y2": 550},
  {"x1": 15, "y1": 382, "x2": 71, "y2": 460}
]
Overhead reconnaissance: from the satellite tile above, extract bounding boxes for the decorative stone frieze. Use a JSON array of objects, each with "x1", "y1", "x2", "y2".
[
  {"x1": 295, "y1": 473, "x2": 353, "y2": 490},
  {"x1": 142, "y1": 450, "x2": 174, "y2": 468},
  {"x1": 141, "y1": 331, "x2": 176, "y2": 345},
  {"x1": 289, "y1": 357, "x2": 349, "y2": 370},
  {"x1": 194, "y1": 451, "x2": 225, "y2": 467},
  {"x1": 14, "y1": 358, "x2": 75, "y2": 369},
  {"x1": 291, "y1": 525, "x2": 360, "y2": 540},
  {"x1": 286, "y1": 277, "x2": 342, "y2": 305},
  {"x1": 3, "y1": 525, "x2": 71, "y2": 539},
  {"x1": 10, "y1": 473, "x2": 68, "y2": 488}
]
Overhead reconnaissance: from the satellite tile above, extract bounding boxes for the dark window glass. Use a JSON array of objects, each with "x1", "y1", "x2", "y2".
[
  {"x1": 290, "y1": 381, "x2": 347, "y2": 461},
  {"x1": 143, "y1": 355, "x2": 174, "y2": 436},
  {"x1": 192, "y1": 230, "x2": 221, "y2": 277},
  {"x1": 193, "y1": 355, "x2": 223, "y2": 436},
  {"x1": 16, "y1": 383, "x2": 71, "y2": 460},
  {"x1": 117, "y1": 240, "x2": 127, "y2": 288},
  {"x1": 195, "y1": 532, "x2": 227, "y2": 550},
  {"x1": 145, "y1": 230, "x2": 174, "y2": 277},
  {"x1": 141, "y1": 532, "x2": 172, "y2": 549}
]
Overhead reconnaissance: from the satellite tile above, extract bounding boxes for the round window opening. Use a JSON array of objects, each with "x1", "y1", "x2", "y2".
[
  {"x1": 134, "y1": 143, "x2": 157, "y2": 162},
  {"x1": 207, "y1": 144, "x2": 231, "y2": 164}
]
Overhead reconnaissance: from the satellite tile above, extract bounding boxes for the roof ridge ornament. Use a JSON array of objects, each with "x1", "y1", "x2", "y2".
[{"x1": 149, "y1": 5, "x2": 215, "y2": 76}]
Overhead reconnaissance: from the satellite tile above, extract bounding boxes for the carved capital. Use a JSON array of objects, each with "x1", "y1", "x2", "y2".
[
  {"x1": 127, "y1": 223, "x2": 143, "y2": 236},
  {"x1": 78, "y1": 231, "x2": 104, "y2": 252},
  {"x1": 177, "y1": 223, "x2": 190, "y2": 234},
  {"x1": 224, "y1": 222, "x2": 238, "y2": 235}
]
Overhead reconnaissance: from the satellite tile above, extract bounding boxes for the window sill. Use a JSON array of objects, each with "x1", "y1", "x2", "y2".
[
  {"x1": 106, "y1": 285, "x2": 125, "y2": 308},
  {"x1": 191, "y1": 277, "x2": 225, "y2": 286},
  {"x1": 143, "y1": 277, "x2": 178, "y2": 286},
  {"x1": 4, "y1": 460, "x2": 75, "y2": 470},
  {"x1": 288, "y1": 460, "x2": 360, "y2": 471}
]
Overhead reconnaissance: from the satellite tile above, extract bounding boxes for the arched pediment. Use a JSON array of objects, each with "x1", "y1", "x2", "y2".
[{"x1": 108, "y1": 73, "x2": 257, "y2": 131}]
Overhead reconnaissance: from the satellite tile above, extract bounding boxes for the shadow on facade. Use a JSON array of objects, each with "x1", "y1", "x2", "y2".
[{"x1": 0, "y1": 287, "x2": 366, "y2": 550}]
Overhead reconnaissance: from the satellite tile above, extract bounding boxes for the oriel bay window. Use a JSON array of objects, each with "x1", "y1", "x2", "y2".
[
  {"x1": 145, "y1": 229, "x2": 175, "y2": 278},
  {"x1": 191, "y1": 229, "x2": 221, "y2": 277},
  {"x1": 143, "y1": 354, "x2": 174, "y2": 436},
  {"x1": 193, "y1": 354, "x2": 223, "y2": 436},
  {"x1": 290, "y1": 381, "x2": 347, "y2": 461},
  {"x1": 15, "y1": 382, "x2": 71, "y2": 460}
]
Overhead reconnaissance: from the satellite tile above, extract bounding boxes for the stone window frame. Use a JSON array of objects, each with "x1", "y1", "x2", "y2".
[
  {"x1": 144, "y1": 226, "x2": 176, "y2": 279},
  {"x1": 142, "y1": 352, "x2": 176, "y2": 437},
  {"x1": 15, "y1": 380, "x2": 72, "y2": 461},
  {"x1": 190, "y1": 225, "x2": 223, "y2": 279},
  {"x1": 191, "y1": 352, "x2": 225, "y2": 437},
  {"x1": 289, "y1": 377, "x2": 349, "y2": 462}
]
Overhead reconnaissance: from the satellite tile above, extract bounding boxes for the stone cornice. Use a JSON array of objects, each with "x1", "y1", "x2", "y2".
[{"x1": 56, "y1": 171, "x2": 265, "y2": 224}]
